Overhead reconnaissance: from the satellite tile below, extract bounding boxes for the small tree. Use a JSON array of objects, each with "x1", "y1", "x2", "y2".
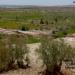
[
  {"x1": 40, "y1": 18, "x2": 44, "y2": 24},
  {"x1": 54, "y1": 17, "x2": 58, "y2": 23},
  {"x1": 38, "y1": 36, "x2": 74, "y2": 75},
  {"x1": 21, "y1": 26, "x2": 29, "y2": 31}
]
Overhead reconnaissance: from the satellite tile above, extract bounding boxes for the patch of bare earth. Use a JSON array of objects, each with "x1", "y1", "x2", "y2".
[
  {"x1": 62, "y1": 69, "x2": 75, "y2": 75},
  {"x1": 0, "y1": 68, "x2": 40, "y2": 75}
]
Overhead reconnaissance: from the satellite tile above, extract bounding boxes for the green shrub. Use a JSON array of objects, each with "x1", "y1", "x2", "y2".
[
  {"x1": 21, "y1": 26, "x2": 29, "y2": 31},
  {"x1": 9, "y1": 34, "x2": 28, "y2": 60},
  {"x1": 38, "y1": 36, "x2": 74, "y2": 75},
  {"x1": 0, "y1": 34, "x2": 29, "y2": 73},
  {"x1": 0, "y1": 36, "x2": 12, "y2": 72},
  {"x1": 40, "y1": 18, "x2": 44, "y2": 24}
]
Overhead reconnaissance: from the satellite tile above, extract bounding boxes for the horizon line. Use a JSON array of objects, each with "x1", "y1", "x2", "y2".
[{"x1": 0, "y1": 4, "x2": 74, "y2": 7}]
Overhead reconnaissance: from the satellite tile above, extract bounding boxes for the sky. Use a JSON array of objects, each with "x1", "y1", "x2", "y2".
[{"x1": 0, "y1": 0, "x2": 74, "y2": 6}]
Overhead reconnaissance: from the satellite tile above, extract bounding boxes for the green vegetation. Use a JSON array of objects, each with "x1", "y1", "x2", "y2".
[
  {"x1": 0, "y1": 8, "x2": 75, "y2": 74},
  {"x1": 26, "y1": 35, "x2": 40, "y2": 44},
  {"x1": 0, "y1": 37, "x2": 12, "y2": 72},
  {"x1": 21, "y1": 25, "x2": 29, "y2": 31},
  {"x1": 0, "y1": 9, "x2": 75, "y2": 37},
  {"x1": 0, "y1": 34, "x2": 28, "y2": 73},
  {"x1": 38, "y1": 36, "x2": 75, "y2": 75},
  {"x1": 0, "y1": 33, "x2": 40, "y2": 73}
]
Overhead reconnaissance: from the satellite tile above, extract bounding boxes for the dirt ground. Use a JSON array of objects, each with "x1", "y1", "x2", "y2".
[
  {"x1": 0, "y1": 68, "x2": 40, "y2": 75},
  {"x1": 62, "y1": 69, "x2": 75, "y2": 75}
]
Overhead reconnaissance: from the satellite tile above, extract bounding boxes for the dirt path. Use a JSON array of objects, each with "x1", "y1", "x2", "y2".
[{"x1": 0, "y1": 28, "x2": 51, "y2": 36}]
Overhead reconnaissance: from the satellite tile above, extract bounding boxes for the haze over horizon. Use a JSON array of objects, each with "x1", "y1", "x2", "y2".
[{"x1": 0, "y1": 0, "x2": 74, "y2": 6}]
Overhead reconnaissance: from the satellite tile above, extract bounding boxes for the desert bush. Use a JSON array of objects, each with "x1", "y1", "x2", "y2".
[
  {"x1": 54, "y1": 17, "x2": 58, "y2": 23},
  {"x1": 45, "y1": 20, "x2": 48, "y2": 25},
  {"x1": 40, "y1": 18, "x2": 44, "y2": 24},
  {"x1": 21, "y1": 26, "x2": 29, "y2": 31},
  {"x1": 38, "y1": 36, "x2": 74, "y2": 75},
  {"x1": 0, "y1": 35, "x2": 12, "y2": 72},
  {"x1": 0, "y1": 34, "x2": 29, "y2": 73},
  {"x1": 51, "y1": 25, "x2": 70, "y2": 38},
  {"x1": 8, "y1": 34, "x2": 29, "y2": 68}
]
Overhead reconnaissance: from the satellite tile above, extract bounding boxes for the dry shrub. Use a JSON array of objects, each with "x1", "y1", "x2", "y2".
[
  {"x1": 38, "y1": 36, "x2": 75, "y2": 75},
  {"x1": 0, "y1": 35, "x2": 12, "y2": 72},
  {"x1": 0, "y1": 34, "x2": 29, "y2": 73}
]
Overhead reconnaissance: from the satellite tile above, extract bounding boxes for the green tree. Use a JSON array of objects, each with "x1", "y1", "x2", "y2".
[
  {"x1": 21, "y1": 26, "x2": 29, "y2": 31},
  {"x1": 40, "y1": 18, "x2": 44, "y2": 24}
]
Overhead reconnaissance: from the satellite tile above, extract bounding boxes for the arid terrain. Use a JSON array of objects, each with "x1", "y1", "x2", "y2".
[
  {"x1": 0, "y1": 6, "x2": 75, "y2": 75},
  {"x1": 0, "y1": 28, "x2": 75, "y2": 75}
]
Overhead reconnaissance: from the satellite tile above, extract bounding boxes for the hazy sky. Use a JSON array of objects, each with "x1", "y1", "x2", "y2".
[{"x1": 0, "y1": 0, "x2": 74, "y2": 6}]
